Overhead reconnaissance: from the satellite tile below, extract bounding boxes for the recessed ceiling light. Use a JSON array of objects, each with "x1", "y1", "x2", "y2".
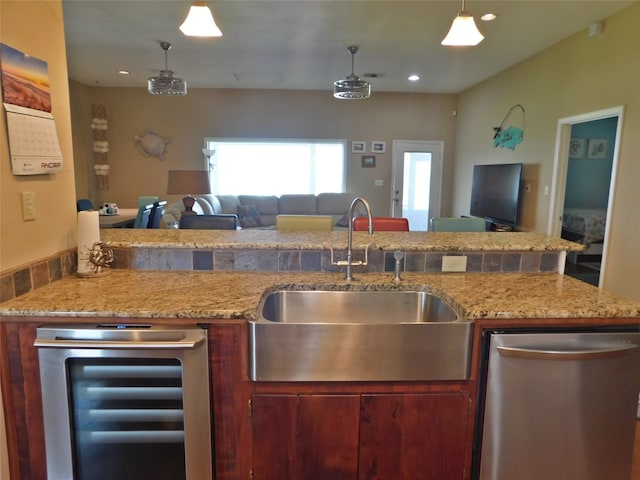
[
  {"x1": 481, "y1": 13, "x2": 497, "y2": 21},
  {"x1": 117, "y1": 70, "x2": 130, "y2": 75},
  {"x1": 408, "y1": 74, "x2": 420, "y2": 82}
]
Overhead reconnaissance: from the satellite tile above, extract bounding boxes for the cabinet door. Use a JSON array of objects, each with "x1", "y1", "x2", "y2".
[
  {"x1": 252, "y1": 394, "x2": 360, "y2": 479},
  {"x1": 359, "y1": 393, "x2": 469, "y2": 480}
]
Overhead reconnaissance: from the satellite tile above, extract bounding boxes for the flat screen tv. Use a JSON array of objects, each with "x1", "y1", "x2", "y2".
[{"x1": 470, "y1": 163, "x2": 523, "y2": 228}]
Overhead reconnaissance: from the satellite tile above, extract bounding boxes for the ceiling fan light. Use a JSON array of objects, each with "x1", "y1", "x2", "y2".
[
  {"x1": 333, "y1": 45, "x2": 371, "y2": 100},
  {"x1": 441, "y1": 11, "x2": 484, "y2": 46},
  {"x1": 148, "y1": 42, "x2": 187, "y2": 95},
  {"x1": 179, "y1": 1, "x2": 223, "y2": 37},
  {"x1": 333, "y1": 77, "x2": 371, "y2": 99},
  {"x1": 148, "y1": 71, "x2": 187, "y2": 95}
]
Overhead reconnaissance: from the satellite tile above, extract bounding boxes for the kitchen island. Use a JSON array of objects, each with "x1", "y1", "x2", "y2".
[{"x1": 2, "y1": 231, "x2": 639, "y2": 479}]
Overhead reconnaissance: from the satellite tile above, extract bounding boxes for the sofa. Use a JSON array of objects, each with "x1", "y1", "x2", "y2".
[{"x1": 163, "y1": 193, "x2": 363, "y2": 229}]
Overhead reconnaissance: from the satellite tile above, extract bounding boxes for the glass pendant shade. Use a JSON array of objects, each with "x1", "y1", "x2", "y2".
[
  {"x1": 441, "y1": 0, "x2": 484, "y2": 47},
  {"x1": 148, "y1": 42, "x2": 187, "y2": 95},
  {"x1": 180, "y1": 1, "x2": 223, "y2": 37},
  {"x1": 333, "y1": 45, "x2": 371, "y2": 100}
]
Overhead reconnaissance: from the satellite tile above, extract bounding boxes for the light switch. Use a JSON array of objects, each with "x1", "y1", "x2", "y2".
[
  {"x1": 21, "y1": 191, "x2": 36, "y2": 221},
  {"x1": 374, "y1": 179, "x2": 384, "y2": 186}
]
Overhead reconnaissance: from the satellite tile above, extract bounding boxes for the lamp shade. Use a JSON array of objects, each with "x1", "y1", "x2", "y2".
[
  {"x1": 167, "y1": 170, "x2": 211, "y2": 195},
  {"x1": 179, "y1": 1, "x2": 223, "y2": 37},
  {"x1": 441, "y1": 12, "x2": 484, "y2": 46}
]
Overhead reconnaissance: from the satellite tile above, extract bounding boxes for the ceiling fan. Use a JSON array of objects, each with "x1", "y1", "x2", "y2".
[{"x1": 147, "y1": 41, "x2": 187, "y2": 95}]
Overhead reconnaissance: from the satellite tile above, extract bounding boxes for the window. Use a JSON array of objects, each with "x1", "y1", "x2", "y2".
[{"x1": 204, "y1": 139, "x2": 346, "y2": 195}]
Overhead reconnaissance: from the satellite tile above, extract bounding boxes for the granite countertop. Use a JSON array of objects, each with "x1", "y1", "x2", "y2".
[
  {"x1": 1, "y1": 270, "x2": 638, "y2": 321},
  {"x1": 100, "y1": 229, "x2": 585, "y2": 252}
]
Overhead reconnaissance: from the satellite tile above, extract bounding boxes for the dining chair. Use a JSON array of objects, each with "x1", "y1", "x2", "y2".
[
  {"x1": 147, "y1": 200, "x2": 167, "y2": 229},
  {"x1": 76, "y1": 199, "x2": 95, "y2": 212},
  {"x1": 353, "y1": 217, "x2": 410, "y2": 232},
  {"x1": 179, "y1": 214, "x2": 239, "y2": 230},
  {"x1": 430, "y1": 217, "x2": 486, "y2": 232},
  {"x1": 133, "y1": 203, "x2": 154, "y2": 228}
]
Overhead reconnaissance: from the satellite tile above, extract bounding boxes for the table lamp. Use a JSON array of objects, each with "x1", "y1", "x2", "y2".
[{"x1": 167, "y1": 170, "x2": 211, "y2": 215}]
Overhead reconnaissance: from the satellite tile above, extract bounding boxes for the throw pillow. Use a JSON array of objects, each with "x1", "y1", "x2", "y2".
[
  {"x1": 237, "y1": 205, "x2": 262, "y2": 228},
  {"x1": 336, "y1": 212, "x2": 365, "y2": 227},
  {"x1": 336, "y1": 212, "x2": 350, "y2": 227}
]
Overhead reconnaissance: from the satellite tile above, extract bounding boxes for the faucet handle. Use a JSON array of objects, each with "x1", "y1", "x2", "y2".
[{"x1": 393, "y1": 250, "x2": 403, "y2": 283}]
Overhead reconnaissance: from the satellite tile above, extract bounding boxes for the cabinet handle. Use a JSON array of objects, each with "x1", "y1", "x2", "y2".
[
  {"x1": 496, "y1": 343, "x2": 637, "y2": 361},
  {"x1": 34, "y1": 338, "x2": 203, "y2": 349}
]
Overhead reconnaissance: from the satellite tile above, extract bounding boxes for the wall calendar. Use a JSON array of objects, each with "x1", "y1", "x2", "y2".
[{"x1": 1, "y1": 43, "x2": 63, "y2": 175}]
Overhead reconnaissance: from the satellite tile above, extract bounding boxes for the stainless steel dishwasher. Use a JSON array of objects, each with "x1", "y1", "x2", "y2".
[{"x1": 475, "y1": 328, "x2": 640, "y2": 480}]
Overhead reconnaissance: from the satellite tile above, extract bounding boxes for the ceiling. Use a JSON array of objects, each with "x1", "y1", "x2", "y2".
[{"x1": 62, "y1": 0, "x2": 634, "y2": 94}]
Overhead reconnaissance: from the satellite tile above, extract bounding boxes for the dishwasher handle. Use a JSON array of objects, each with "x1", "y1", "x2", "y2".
[
  {"x1": 497, "y1": 343, "x2": 638, "y2": 361},
  {"x1": 34, "y1": 338, "x2": 204, "y2": 350}
]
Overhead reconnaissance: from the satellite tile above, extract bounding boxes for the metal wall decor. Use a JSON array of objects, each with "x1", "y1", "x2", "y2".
[{"x1": 493, "y1": 104, "x2": 525, "y2": 150}]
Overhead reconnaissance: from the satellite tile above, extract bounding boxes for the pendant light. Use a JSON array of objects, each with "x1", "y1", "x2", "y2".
[
  {"x1": 441, "y1": 0, "x2": 484, "y2": 46},
  {"x1": 333, "y1": 45, "x2": 371, "y2": 100},
  {"x1": 148, "y1": 42, "x2": 187, "y2": 95},
  {"x1": 179, "y1": 1, "x2": 223, "y2": 37}
]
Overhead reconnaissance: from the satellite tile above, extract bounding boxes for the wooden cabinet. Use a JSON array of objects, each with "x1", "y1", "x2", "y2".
[
  {"x1": 2, "y1": 319, "x2": 473, "y2": 480},
  {"x1": 359, "y1": 393, "x2": 469, "y2": 480},
  {"x1": 251, "y1": 394, "x2": 360, "y2": 479},
  {"x1": 250, "y1": 392, "x2": 471, "y2": 480}
]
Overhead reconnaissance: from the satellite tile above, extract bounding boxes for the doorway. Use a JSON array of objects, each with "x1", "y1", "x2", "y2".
[
  {"x1": 548, "y1": 106, "x2": 624, "y2": 288},
  {"x1": 391, "y1": 140, "x2": 443, "y2": 231}
]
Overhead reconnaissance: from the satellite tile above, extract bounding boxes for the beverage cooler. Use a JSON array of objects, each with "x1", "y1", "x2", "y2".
[{"x1": 35, "y1": 324, "x2": 212, "y2": 480}]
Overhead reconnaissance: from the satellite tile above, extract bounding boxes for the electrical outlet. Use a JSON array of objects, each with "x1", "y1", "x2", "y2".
[
  {"x1": 21, "y1": 191, "x2": 36, "y2": 221},
  {"x1": 442, "y1": 255, "x2": 467, "y2": 272}
]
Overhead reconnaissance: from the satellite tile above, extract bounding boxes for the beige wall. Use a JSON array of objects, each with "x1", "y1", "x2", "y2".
[
  {"x1": 1, "y1": 2, "x2": 76, "y2": 477},
  {"x1": 71, "y1": 85, "x2": 457, "y2": 219},
  {"x1": 452, "y1": 2, "x2": 640, "y2": 301},
  {"x1": 0, "y1": 1, "x2": 77, "y2": 274}
]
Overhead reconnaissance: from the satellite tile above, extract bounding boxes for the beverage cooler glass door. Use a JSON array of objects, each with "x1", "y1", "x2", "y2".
[{"x1": 35, "y1": 324, "x2": 212, "y2": 480}]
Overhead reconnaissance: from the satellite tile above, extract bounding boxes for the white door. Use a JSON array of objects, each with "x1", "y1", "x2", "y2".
[
  {"x1": 548, "y1": 106, "x2": 624, "y2": 288},
  {"x1": 391, "y1": 140, "x2": 443, "y2": 231}
]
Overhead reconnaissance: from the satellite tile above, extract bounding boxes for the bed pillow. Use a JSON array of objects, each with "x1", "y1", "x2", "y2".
[{"x1": 237, "y1": 205, "x2": 262, "y2": 228}]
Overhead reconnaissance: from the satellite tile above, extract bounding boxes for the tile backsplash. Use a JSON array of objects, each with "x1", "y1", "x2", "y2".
[
  {"x1": 1, "y1": 249, "x2": 76, "y2": 302},
  {"x1": 113, "y1": 247, "x2": 561, "y2": 275}
]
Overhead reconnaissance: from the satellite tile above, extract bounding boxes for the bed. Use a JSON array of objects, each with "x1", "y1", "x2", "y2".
[{"x1": 562, "y1": 208, "x2": 607, "y2": 260}]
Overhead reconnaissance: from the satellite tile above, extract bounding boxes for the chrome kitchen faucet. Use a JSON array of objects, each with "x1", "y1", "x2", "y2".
[{"x1": 328, "y1": 196, "x2": 374, "y2": 280}]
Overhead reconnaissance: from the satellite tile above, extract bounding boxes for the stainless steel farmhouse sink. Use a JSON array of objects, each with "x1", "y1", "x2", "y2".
[{"x1": 248, "y1": 289, "x2": 473, "y2": 382}]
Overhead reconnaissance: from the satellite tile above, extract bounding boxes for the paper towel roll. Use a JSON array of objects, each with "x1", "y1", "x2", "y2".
[{"x1": 77, "y1": 211, "x2": 100, "y2": 276}]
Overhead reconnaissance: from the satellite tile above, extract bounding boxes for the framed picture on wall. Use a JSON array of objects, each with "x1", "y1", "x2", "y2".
[
  {"x1": 352, "y1": 141, "x2": 366, "y2": 153},
  {"x1": 361, "y1": 155, "x2": 376, "y2": 168},
  {"x1": 371, "y1": 141, "x2": 386, "y2": 153},
  {"x1": 587, "y1": 138, "x2": 608, "y2": 159},
  {"x1": 569, "y1": 138, "x2": 585, "y2": 159}
]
